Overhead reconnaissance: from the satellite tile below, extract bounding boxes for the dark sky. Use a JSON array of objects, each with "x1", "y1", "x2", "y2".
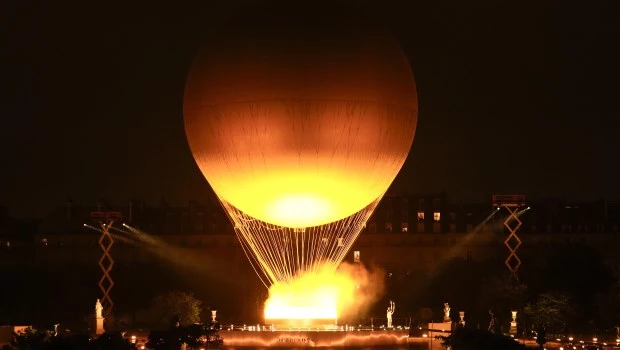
[{"x1": 2, "y1": 0, "x2": 618, "y2": 217}]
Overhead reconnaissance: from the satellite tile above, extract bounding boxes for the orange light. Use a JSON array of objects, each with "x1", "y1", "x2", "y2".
[
  {"x1": 264, "y1": 273, "x2": 345, "y2": 321},
  {"x1": 184, "y1": 14, "x2": 417, "y2": 228},
  {"x1": 266, "y1": 192, "x2": 333, "y2": 228},
  {"x1": 264, "y1": 263, "x2": 383, "y2": 326},
  {"x1": 185, "y1": 102, "x2": 416, "y2": 228}
]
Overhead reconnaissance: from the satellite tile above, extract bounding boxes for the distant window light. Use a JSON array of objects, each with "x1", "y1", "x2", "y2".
[
  {"x1": 401, "y1": 222, "x2": 408, "y2": 232},
  {"x1": 353, "y1": 251, "x2": 360, "y2": 263},
  {"x1": 433, "y1": 212, "x2": 441, "y2": 221},
  {"x1": 385, "y1": 223, "x2": 393, "y2": 233},
  {"x1": 417, "y1": 211, "x2": 425, "y2": 221}
]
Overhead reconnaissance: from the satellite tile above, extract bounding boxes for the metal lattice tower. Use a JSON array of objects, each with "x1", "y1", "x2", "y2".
[
  {"x1": 492, "y1": 195, "x2": 528, "y2": 279},
  {"x1": 90, "y1": 211, "x2": 122, "y2": 311}
]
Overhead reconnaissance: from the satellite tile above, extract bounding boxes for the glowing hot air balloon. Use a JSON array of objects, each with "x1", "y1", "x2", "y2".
[{"x1": 184, "y1": 1, "x2": 417, "y2": 324}]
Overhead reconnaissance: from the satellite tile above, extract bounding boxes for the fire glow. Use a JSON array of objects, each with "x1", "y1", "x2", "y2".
[{"x1": 264, "y1": 263, "x2": 384, "y2": 326}]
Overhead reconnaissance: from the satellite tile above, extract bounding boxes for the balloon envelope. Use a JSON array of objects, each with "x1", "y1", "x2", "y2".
[{"x1": 184, "y1": 3, "x2": 417, "y2": 228}]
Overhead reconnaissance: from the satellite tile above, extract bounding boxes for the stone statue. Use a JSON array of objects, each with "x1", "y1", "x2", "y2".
[
  {"x1": 443, "y1": 303, "x2": 451, "y2": 322},
  {"x1": 386, "y1": 300, "x2": 395, "y2": 328},
  {"x1": 488, "y1": 309, "x2": 496, "y2": 333},
  {"x1": 95, "y1": 299, "x2": 103, "y2": 319}
]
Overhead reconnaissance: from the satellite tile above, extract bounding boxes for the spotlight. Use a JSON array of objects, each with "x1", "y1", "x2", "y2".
[
  {"x1": 83, "y1": 224, "x2": 87, "y2": 227},
  {"x1": 526, "y1": 206, "x2": 531, "y2": 210}
]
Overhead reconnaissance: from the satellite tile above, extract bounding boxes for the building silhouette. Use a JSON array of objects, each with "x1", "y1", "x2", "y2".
[
  {"x1": 1, "y1": 194, "x2": 619, "y2": 327},
  {"x1": 1, "y1": 194, "x2": 619, "y2": 272}
]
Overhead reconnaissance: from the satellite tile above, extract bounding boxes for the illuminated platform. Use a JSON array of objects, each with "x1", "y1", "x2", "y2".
[{"x1": 219, "y1": 329, "x2": 408, "y2": 348}]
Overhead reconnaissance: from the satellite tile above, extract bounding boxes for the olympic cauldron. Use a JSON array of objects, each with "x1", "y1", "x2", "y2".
[{"x1": 184, "y1": 0, "x2": 417, "y2": 336}]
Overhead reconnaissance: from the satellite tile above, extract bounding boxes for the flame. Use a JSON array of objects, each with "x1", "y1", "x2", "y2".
[{"x1": 264, "y1": 263, "x2": 384, "y2": 326}]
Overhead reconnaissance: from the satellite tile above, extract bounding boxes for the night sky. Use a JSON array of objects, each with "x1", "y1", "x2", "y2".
[{"x1": 2, "y1": 0, "x2": 618, "y2": 217}]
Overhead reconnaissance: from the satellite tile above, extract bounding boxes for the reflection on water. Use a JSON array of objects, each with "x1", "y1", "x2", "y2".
[{"x1": 222, "y1": 346, "x2": 428, "y2": 350}]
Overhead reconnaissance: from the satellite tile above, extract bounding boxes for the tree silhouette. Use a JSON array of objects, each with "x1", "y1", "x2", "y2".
[
  {"x1": 148, "y1": 291, "x2": 202, "y2": 329},
  {"x1": 439, "y1": 327, "x2": 525, "y2": 350},
  {"x1": 525, "y1": 292, "x2": 576, "y2": 334}
]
